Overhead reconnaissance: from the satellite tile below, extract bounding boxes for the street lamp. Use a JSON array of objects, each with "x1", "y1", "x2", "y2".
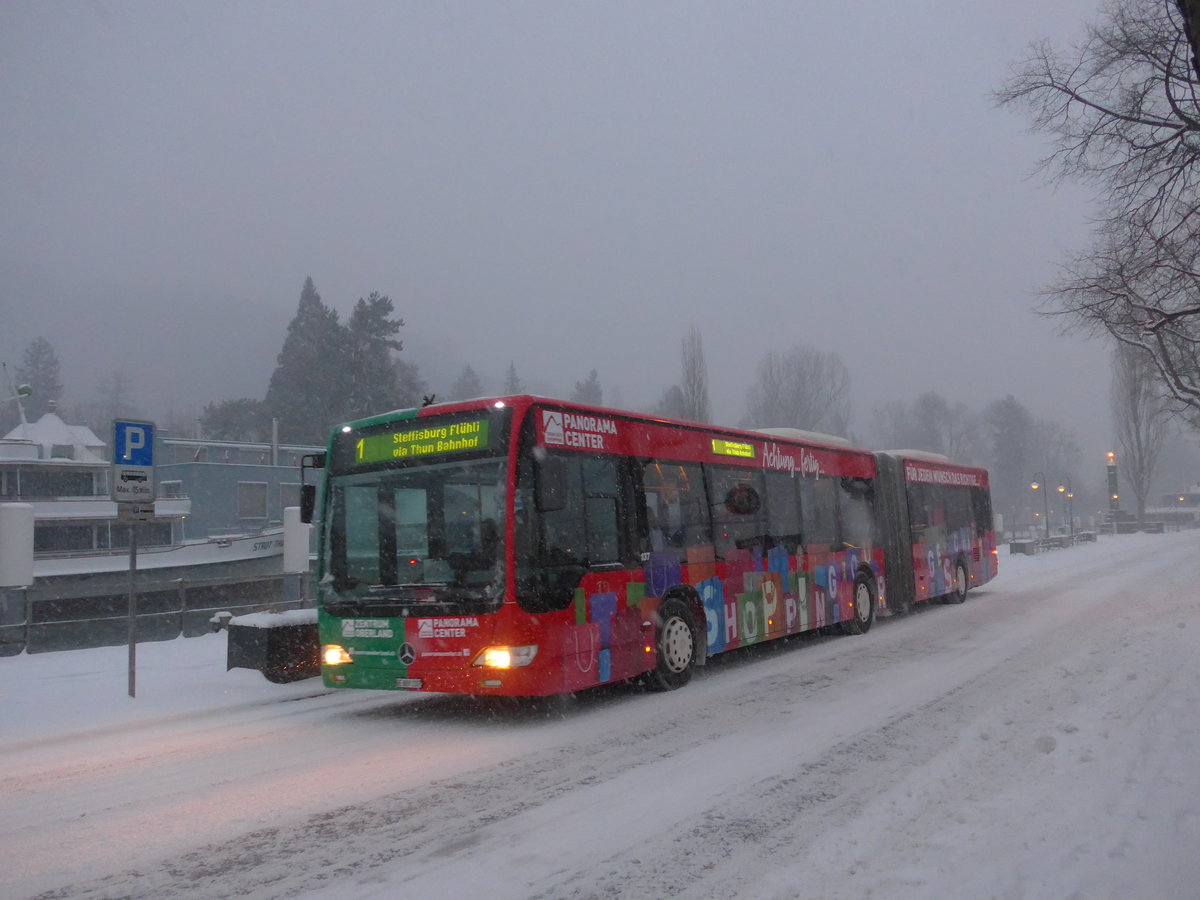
[
  {"x1": 1031, "y1": 472, "x2": 1050, "y2": 542},
  {"x1": 1106, "y1": 451, "x2": 1119, "y2": 513},
  {"x1": 1057, "y1": 478, "x2": 1074, "y2": 537}
]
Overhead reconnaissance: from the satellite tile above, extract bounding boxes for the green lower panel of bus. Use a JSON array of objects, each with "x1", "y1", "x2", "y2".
[{"x1": 318, "y1": 613, "x2": 523, "y2": 694}]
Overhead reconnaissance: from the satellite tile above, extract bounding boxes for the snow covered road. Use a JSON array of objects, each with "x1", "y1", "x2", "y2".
[{"x1": 2, "y1": 531, "x2": 1198, "y2": 899}]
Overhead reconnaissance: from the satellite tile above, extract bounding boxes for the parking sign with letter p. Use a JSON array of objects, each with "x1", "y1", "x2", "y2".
[{"x1": 111, "y1": 419, "x2": 156, "y2": 503}]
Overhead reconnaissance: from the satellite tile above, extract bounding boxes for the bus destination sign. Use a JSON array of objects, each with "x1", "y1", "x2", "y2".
[
  {"x1": 711, "y1": 438, "x2": 755, "y2": 459},
  {"x1": 355, "y1": 419, "x2": 490, "y2": 465}
]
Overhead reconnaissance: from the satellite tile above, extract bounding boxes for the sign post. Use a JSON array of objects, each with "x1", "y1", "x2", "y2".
[{"x1": 112, "y1": 419, "x2": 156, "y2": 698}]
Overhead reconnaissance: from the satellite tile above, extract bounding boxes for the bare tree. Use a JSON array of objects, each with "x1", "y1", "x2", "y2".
[
  {"x1": 998, "y1": 0, "x2": 1200, "y2": 417},
  {"x1": 680, "y1": 325, "x2": 711, "y2": 423},
  {"x1": 981, "y1": 394, "x2": 1082, "y2": 533},
  {"x1": 1178, "y1": 0, "x2": 1200, "y2": 77},
  {"x1": 97, "y1": 368, "x2": 137, "y2": 423},
  {"x1": 872, "y1": 392, "x2": 984, "y2": 462},
  {"x1": 741, "y1": 344, "x2": 850, "y2": 435},
  {"x1": 1111, "y1": 342, "x2": 1171, "y2": 523},
  {"x1": 871, "y1": 401, "x2": 911, "y2": 450}
]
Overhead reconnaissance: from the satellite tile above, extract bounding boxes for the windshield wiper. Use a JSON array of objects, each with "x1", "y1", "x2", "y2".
[{"x1": 355, "y1": 583, "x2": 450, "y2": 602}]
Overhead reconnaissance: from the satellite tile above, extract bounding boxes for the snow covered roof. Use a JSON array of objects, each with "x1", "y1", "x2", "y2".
[{"x1": 2, "y1": 412, "x2": 107, "y2": 463}]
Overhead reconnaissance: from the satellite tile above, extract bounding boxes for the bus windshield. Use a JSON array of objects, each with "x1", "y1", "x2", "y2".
[{"x1": 323, "y1": 456, "x2": 507, "y2": 616}]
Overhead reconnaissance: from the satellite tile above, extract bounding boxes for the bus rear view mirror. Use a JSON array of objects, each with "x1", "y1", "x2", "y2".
[
  {"x1": 299, "y1": 484, "x2": 317, "y2": 524},
  {"x1": 299, "y1": 452, "x2": 326, "y2": 524},
  {"x1": 537, "y1": 456, "x2": 567, "y2": 512}
]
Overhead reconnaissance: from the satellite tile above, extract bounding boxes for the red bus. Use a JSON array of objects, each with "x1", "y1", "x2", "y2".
[{"x1": 307, "y1": 396, "x2": 996, "y2": 696}]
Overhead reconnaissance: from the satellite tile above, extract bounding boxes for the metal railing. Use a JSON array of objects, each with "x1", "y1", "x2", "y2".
[{"x1": 0, "y1": 571, "x2": 310, "y2": 656}]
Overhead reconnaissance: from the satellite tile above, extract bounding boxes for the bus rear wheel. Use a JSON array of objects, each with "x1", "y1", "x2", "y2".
[
  {"x1": 842, "y1": 574, "x2": 875, "y2": 635},
  {"x1": 648, "y1": 598, "x2": 697, "y2": 691},
  {"x1": 947, "y1": 560, "x2": 969, "y2": 604}
]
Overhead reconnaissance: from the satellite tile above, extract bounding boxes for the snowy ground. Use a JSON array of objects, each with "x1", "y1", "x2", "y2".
[{"x1": 2, "y1": 530, "x2": 1199, "y2": 899}]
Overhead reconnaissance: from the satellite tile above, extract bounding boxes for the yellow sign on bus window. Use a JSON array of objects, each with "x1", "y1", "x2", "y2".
[{"x1": 712, "y1": 438, "x2": 755, "y2": 459}]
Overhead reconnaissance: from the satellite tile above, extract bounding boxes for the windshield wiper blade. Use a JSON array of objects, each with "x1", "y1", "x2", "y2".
[{"x1": 359, "y1": 583, "x2": 453, "y2": 603}]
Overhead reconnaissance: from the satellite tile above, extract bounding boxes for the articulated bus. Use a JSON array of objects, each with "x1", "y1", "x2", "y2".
[{"x1": 304, "y1": 396, "x2": 996, "y2": 697}]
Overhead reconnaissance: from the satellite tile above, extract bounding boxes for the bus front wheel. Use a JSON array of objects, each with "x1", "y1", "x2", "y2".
[{"x1": 648, "y1": 598, "x2": 697, "y2": 691}]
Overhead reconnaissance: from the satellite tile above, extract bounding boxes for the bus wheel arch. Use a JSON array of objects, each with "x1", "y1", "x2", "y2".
[
  {"x1": 648, "y1": 593, "x2": 700, "y2": 691},
  {"x1": 842, "y1": 569, "x2": 876, "y2": 635}
]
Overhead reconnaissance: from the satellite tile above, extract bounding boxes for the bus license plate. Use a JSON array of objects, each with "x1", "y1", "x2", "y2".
[{"x1": 396, "y1": 678, "x2": 423, "y2": 690}]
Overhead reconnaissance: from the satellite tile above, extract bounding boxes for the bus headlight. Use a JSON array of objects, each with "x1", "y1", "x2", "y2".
[
  {"x1": 473, "y1": 645, "x2": 538, "y2": 669},
  {"x1": 323, "y1": 644, "x2": 353, "y2": 666}
]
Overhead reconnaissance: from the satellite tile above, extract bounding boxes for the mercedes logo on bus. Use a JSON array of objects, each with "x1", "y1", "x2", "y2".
[{"x1": 398, "y1": 643, "x2": 417, "y2": 666}]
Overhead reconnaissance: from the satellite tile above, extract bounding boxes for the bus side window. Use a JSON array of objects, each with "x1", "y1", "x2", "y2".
[
  {"x1": 839, "y1": 476, "x2": 874, "y2": 549},
  {"x1": 906, "y1": 482, "x2": 927, "y2": 542},
  {"x1": 639, "y1": 460, "x2": 708, "y2": 552},
  {"x1": 945, "y1": 485, "x2": 971, "y2": 535},
  {"x1": 764, "y1": 469, "x2": 802, "y2": 553},
  {"x1": 800, "y1": 475, "x2": 838, "y2": 552},
  {"x1": 707, "y1": 465, "x2": 766, "y2": 558},
  {"x1": 529, "y1": 452, "x2": 622, "y2": 564},
  {"x1": 639, "y1": 461, "x2": 672, "y2": 552},
  {"x1": 581, "y1": 456, "x2": 621, "y2": 563},
  {"x1": 970, "y1": 486, "x2": 993, "y2": 539}
]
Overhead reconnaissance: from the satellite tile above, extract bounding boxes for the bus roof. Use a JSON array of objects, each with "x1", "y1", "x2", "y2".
[
  {"x1": 381, "y1": 395, "x2": 861, "y2": 449},
  {"x1": 753, "y1": 427, "x2": 854, "y2": 448},
  {"x1": 880, "y1": 449, "x2": 952, "y2": 463},
  {"x1": 336, "y1": 395, "x2": 878, "y2": 477}
]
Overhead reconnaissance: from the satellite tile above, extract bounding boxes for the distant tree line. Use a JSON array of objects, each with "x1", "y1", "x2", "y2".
[{"x1": 4, "y1": 282, "x2": 1174, "y2": 533}]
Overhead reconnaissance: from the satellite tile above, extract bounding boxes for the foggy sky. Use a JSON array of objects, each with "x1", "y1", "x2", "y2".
[{"x1": 2, "y1": 1, "x2": 1111, "y2": 454}]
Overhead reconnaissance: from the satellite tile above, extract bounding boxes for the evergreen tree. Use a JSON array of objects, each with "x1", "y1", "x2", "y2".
[
  {"x1": 265, "y1": 277, "x2": 349, "y2": 443},
  {"x1": 571, "y1": 369, "x2": 603, "y2": 405},
  {"x1": 503, "y1": 362, "x2": 524, "y2": 395},
  {"x1": 394, "y1": 359, "x2": 429, "y2": 410},
  {"x1": 345, "y1": 291, "x2": 404, "y2": 418},
  {"x1": 16, "y1": 336, "x2": 63, "y2": 420},
  {"x1": 654, "y1": 384, "x2": 688, "y2": 419},
  {"x1": 449, "y1": 365, "x2": 484, "y2": 401},
  {"x1": 200, "y1": 398, "x2": 273, "y2": 441}
]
